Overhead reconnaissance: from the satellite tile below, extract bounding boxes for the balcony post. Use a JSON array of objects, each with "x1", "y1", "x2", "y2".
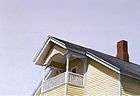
[
  {"x1": 42, "y1": 66, "x2": 47, "y2": 82},
  {"x1": 65, "y1": 54, "x2": 70, "y2": 95},
  {"x1": 41, "y1": 66, "x2": 47, "y2": 92},
  {"x1": 83, "y1": 58, "x2": 87, "y2": 86},
  {"x1": 65, "y1": 54, "x2": 70, "y2": 83}
]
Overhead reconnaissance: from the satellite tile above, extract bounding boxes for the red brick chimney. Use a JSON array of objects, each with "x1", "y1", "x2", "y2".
[{"x1": 116, "y1": 40, "x2": 129, "y2": 62}]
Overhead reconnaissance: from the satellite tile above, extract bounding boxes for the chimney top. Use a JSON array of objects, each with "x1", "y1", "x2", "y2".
[{"x1": 116, "y1": 40, "x2": 129, "y2": 62}]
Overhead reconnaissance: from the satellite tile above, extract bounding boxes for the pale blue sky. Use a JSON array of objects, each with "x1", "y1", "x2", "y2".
[{"x1": 0, "y1": 0, "x2": 140, "y2": 95}]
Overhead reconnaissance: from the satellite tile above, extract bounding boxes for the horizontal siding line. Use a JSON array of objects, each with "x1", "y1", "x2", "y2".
[
  {"x1": 67, "y1": 83, "x2": 84, "y2": 88},
  {"x1": 43, "y1": 84, "x2": 65, "y2": 93}
]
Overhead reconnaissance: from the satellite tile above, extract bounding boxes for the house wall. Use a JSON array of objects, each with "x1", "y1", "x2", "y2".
[
  {"x1": 41, "y1": 84, "x2": 84, "y2": 96},
  {"x1": 121, "y1": 75, "x2": 140, "y2": 96},
  {"x1": 84, "y1": 59, "x2": 120, "y2": 96},
  {"x1": 44, "y1": 84, "x2": 66, "y2": 96},
  {"x1": 67, "y1": 85, "x2": 84, "y2": 96}
]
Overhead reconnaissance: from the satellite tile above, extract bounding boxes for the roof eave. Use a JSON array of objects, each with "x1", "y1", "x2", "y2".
[
  {"x1": 86, "y1": 51, "x2": 120, "y2": 73},
  {"x1": 33, "y1": 36, "x2": 67, "y2": 65}
]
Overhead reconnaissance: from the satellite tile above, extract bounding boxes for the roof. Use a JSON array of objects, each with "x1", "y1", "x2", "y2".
[{"x1": 35, "y1": 36, "x2": 140, "y2": 80}]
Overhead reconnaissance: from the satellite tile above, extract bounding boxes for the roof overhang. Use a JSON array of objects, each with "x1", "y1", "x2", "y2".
[
  {"x1": 33, "y1": 36, "x2": 67, "y2": 65},
  {"x1": 34, "y1": 36, "x2": 120, "y2": 74}
]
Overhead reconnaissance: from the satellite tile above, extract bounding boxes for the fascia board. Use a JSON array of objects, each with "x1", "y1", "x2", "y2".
[
  {"x1": 32, "y1": 81, "x2": 42, "y2": 96},
  {"x1": 86, "y1": 51, "x2": 120, "y2": 73},
  {"x1": 34, "y1": 38, "x2": 67, "y2": 64},
  {"x1": 50, "y1": 38, "x2": 67, "y2": 49},
  {"x1": 33, "y1": 38, "x2": 51, "y2": 63}
]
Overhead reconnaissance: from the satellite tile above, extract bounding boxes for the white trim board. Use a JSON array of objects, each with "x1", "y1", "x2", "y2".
[
  {"x1": 34, "y1": 37, "x2": 67, "y2": 64},
  {"x1": 86, "y1": 51, "x2": 120, "y2": 73}
]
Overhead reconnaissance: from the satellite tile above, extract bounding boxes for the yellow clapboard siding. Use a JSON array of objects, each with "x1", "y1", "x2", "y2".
[
  {"x1": 36, "y1": 58, "x2": 140, "y2": 96},
  {"x1": 84, "y1": 59, "x2": 120, "y2": 96},
  {"x1": 67, "y1": 85, "x2": 84, "y2": 96},
  {"x1": 42, "y1": 84, "x2": 84, "y2": 96},
  {"x1": 121, "y1": 75, "x2": 140, "y2": 96},
  {"x1": 44, "y1": 84, "x2": 66, "y2": 96}
]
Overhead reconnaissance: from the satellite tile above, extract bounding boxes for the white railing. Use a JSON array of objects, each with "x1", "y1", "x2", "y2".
[
  {"x1": 68, "y1": 72, "x2": 84, "y2": 87},
  {"x1": 42, "y1": 72, "x2": 65, "y2": 92},
  {"x1": 42, "y1": 72, "x2": 83, "y2": 92}
]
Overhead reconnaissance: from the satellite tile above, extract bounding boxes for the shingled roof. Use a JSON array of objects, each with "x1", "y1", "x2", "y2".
[{"x1": 35, "y1": 36, "x2": 140, "y2": 80}]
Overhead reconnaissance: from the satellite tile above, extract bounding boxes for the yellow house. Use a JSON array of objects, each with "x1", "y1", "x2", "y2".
[{"x1": 33, "y1": 36, "x2": 140, "y2": 96}]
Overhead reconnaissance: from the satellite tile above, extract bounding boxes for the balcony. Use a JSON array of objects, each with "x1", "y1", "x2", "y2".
[{"x1": 42, "y1": 72, "x2": 84, "y2": 92}]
